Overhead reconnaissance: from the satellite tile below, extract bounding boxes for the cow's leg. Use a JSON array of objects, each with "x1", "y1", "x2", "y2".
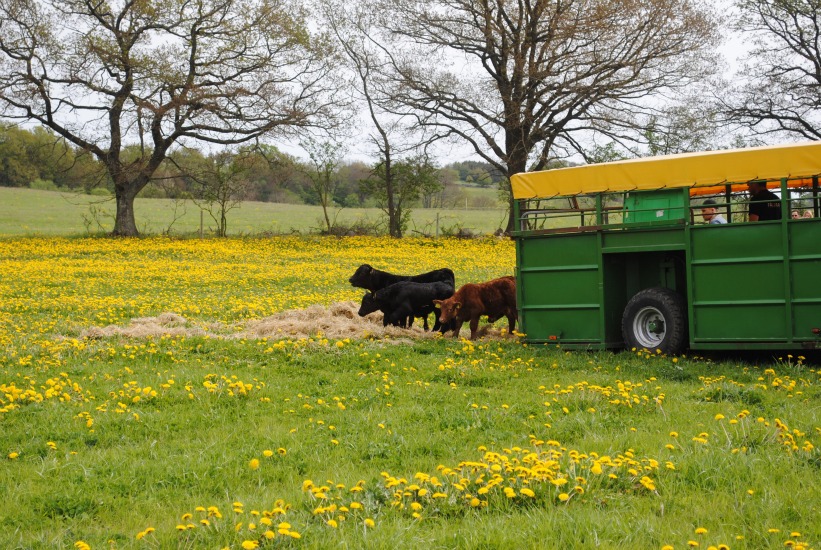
[
  {"x1": 469, "y1": 317, "x2": 480, "y2": 340},
  {"x1": 451, "y1": 320, "x2": 463, "y2": 338},
  {"x1": 432, "y1": 308, "x2": 442, "y2": 332},
  {"x1": 390, "y1": 306, "x2": 412, "y2": 328},
  {"x1": 507, "y1": 313, "x2": 516, "y2": 335},
  {"x1": 422, "y1": 313, "x2": 429, "y2": 331}
]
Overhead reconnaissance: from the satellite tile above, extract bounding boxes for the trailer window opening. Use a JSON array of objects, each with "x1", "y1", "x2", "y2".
[{"x1": 516, "y1": 176, "x2": 820, "y2": 233}]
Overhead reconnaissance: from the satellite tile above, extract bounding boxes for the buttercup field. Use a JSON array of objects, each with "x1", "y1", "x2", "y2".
[{"x1": 1, "y1": 236, "x2": 818, "y2": 550}]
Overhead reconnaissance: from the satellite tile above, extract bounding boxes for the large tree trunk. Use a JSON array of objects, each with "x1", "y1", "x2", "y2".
[
  {"x1": 112, "y1": 187, "x2": 139, "y2": 236},
  {"x1": 505, "y1": 195, "x2": 515, "y2": 234},
  {"x1": 505, "y1": 145, "x2": 529, "y2": 234}
]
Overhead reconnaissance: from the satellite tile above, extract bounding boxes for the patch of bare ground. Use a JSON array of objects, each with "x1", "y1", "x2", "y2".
[{"x1": 79, "y1": 302, "x2": 515, "y2": 341}]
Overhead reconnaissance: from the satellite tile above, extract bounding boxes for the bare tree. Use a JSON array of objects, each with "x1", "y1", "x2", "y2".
[
  {"x1": 723, "y1": 0, "x2": 821, "y2": 140},
  {"x1": 0, "y1": 0, "x2": 338, "y2": 236},
  {"x1": 322, "y1": 0, "x2": 426, "y2": 237},
  {"x1": 299, "y1": 137, "x2": 345, "y2": 233},
  {"x1": 376, "y1": 0, "x2": 720, "y2": 232}
]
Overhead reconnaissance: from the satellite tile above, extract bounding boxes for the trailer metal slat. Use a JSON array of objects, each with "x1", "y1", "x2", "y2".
[
  {"x1": 521, "y1": 304, "x2": 600, "y2": 310},
  {"x1": 519, "y1": 264, "x2": 599, "y2": 273}
]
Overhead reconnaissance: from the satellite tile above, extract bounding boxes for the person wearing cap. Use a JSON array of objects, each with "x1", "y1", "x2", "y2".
[
  {"x1": 700, "y1": 198, "x2": 727, "y2": 224},
  {"x1": 747, "y1": 180, "x2": 782, "y2": 221}
]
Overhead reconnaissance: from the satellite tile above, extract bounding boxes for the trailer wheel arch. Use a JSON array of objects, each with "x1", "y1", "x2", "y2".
[{"x1": 621, "y1": 287, "x2": 687, "y2": 355}]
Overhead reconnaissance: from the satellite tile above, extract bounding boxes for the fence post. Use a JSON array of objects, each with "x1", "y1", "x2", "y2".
[{"x1": 436, "y1": 212, "x2": 439, "y2": 238}]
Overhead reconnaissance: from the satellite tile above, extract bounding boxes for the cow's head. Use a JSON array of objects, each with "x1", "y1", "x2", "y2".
[
  {"x1": 433, "y1": 298, "x2": 461, "y2": 323},
  {"x1": 349, "y1": 264, "x2": 374, "y2": 288},
  {"x1": 358, "y1": 292, "x2": 380, "y2": 317}
]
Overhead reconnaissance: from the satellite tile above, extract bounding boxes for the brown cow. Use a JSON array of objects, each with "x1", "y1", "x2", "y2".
[{"x1": 433, "y1": 276, "x2": 517, "y2": 340}]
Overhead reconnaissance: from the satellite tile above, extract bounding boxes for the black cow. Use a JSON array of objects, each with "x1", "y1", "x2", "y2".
[
  {"x1": 349, "y1": 264, "x2": 455, "y2": 293},
  {"x1": 358, "y1": 281, "x2": 455, "y2": 331}
]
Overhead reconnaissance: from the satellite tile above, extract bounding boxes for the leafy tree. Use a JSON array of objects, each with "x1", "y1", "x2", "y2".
[
  {"x1": 377, "y1": 0, "x2": 720, "y2": 232},
  {"x1": 188, "y1": 150, "x2": 253, "y2": 237},
  {"x1": 0, "y1": 125, "x2": 39, "y2": 187},
  {"x1": 723, "y1": 0, "x2": 821, "y2": 139},
  {"x1": 0, "y1": 0, "x2": 337, "y2": 235},
  {"x1": 361, "y1": 154, "x2": 441, "y2": 237},
  {"x1": 250, "y1": 144, "x2": 304, "y2": 203}
]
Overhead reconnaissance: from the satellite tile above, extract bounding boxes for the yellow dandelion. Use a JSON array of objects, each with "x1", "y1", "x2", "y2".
[
  {"x1": 558, "y1": 493, "x2": 570, "y2": 502},
  {"x1": 241, "y1": 541, "x2": 259, "y2": 550},
  {"x1": 327, "y1": 519, "x2": 338, "y2": 528},
  {"x1": 365, "y1": 518, "x2": 375, "y2": 528},
  {"x1": 277, "y1": 448, "x2": 287, "y2": 456},
  {"x1": 695, "y1": 527, "x2": 708, "y2": 535},
  {"x1": 249, "y1": 458, "x2": 260, "y2": 470},
  {"x1": 7, "y1": 452, "x2": 19, "y2": 460},
  {"x1": 263, "y1": 449, "x2": 274, "y2": 458}
]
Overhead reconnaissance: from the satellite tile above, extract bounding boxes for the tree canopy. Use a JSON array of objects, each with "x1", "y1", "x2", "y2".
[
  {"x1": 0, "y1": 0, "x2": 339, "y2": 235},
  {"x1": 724, "y1": 0, "x2": 821, "y2": 140},
  {"x1": 376, "y1": 0, "x2": 721, "y2": 231}
]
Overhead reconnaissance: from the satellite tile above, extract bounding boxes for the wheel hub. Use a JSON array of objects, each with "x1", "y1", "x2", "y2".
[{"x1": 633, "y1": 306, "x2": 667, "y2": 348}]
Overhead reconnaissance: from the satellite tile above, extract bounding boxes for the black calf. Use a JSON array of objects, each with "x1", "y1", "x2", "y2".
[{"x1": 358, "y1": 281, "x2": 455, "y2": 330}]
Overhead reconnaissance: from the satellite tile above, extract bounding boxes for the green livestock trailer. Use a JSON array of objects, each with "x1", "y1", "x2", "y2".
[{"x1": 510, "y1": 141, "x2": 821, "y2": 354}]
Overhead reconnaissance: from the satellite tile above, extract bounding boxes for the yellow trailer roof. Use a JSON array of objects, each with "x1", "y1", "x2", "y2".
[{"x1": 510, "y1": 141, "x2": 821, "y2": 199}]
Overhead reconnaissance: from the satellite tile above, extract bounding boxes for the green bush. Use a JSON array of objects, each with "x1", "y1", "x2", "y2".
[
  {"x1": 29, "y1": 178, "x2": 58, "y2": 191},
  {"x1": 88, "y1": 186, "x2": 112, "y2": 196}
]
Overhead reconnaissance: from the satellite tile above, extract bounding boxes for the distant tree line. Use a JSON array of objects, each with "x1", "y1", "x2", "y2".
[{"x1": 0, "y1": 123, "x2": 498, "y2": 209}]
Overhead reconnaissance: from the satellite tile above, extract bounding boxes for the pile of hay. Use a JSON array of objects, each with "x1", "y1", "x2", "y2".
[
  {"x1": 238, "y1": 301, "x2": 438, "y2": 340},
  {"x1": 79, "y1": 302, "x2": 513, "y2": 341},
  {"x1": 81, "y1": 312, "x2": 213, "y2": 339}
]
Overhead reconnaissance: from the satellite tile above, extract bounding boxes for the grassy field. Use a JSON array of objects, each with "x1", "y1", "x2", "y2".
[
  {"x1": 0, "y1": 236, "x2": 819, "y2": 550},
  {"x1": 0, "y1": 187, "x2": 508, "y2": 237}
]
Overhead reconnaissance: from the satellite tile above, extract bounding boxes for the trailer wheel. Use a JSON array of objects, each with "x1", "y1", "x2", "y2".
[{"x1": 622, "y1": 287, "x2": 687, "y2": 355}]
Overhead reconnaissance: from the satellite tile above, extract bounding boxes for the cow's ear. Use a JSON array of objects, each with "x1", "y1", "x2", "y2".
[
  {"x1": 432, "y1": 299, "x2": 442, "y2": 305},
  {"x1": 368, "y1": 266, "x2": 374, "y2": 274},
  {"x1": 454, "y1": 302, "x2": 461, "y2": 310}
]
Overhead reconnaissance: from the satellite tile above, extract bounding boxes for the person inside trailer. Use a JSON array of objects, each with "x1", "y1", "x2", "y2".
[
  {"x1": 700, "y1": 198, "x2": 727, "y2": 224},
  {"x1": 746, "y1": 180, "x2": 782, "y2": 221}
]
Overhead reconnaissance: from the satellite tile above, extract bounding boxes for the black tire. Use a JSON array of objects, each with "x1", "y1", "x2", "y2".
[{"x1": 621, "y1": 287, "x2": 688, "y2": 355}]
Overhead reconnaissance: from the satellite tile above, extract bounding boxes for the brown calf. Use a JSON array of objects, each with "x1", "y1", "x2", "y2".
[{"x1": 433, "y1": 276, "x2": 517, "y2": 340}]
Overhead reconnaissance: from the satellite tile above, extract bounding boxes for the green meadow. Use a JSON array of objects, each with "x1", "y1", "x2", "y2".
[{"x1": 0, "y1": 187, "x2": 508, "y2": 237}]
